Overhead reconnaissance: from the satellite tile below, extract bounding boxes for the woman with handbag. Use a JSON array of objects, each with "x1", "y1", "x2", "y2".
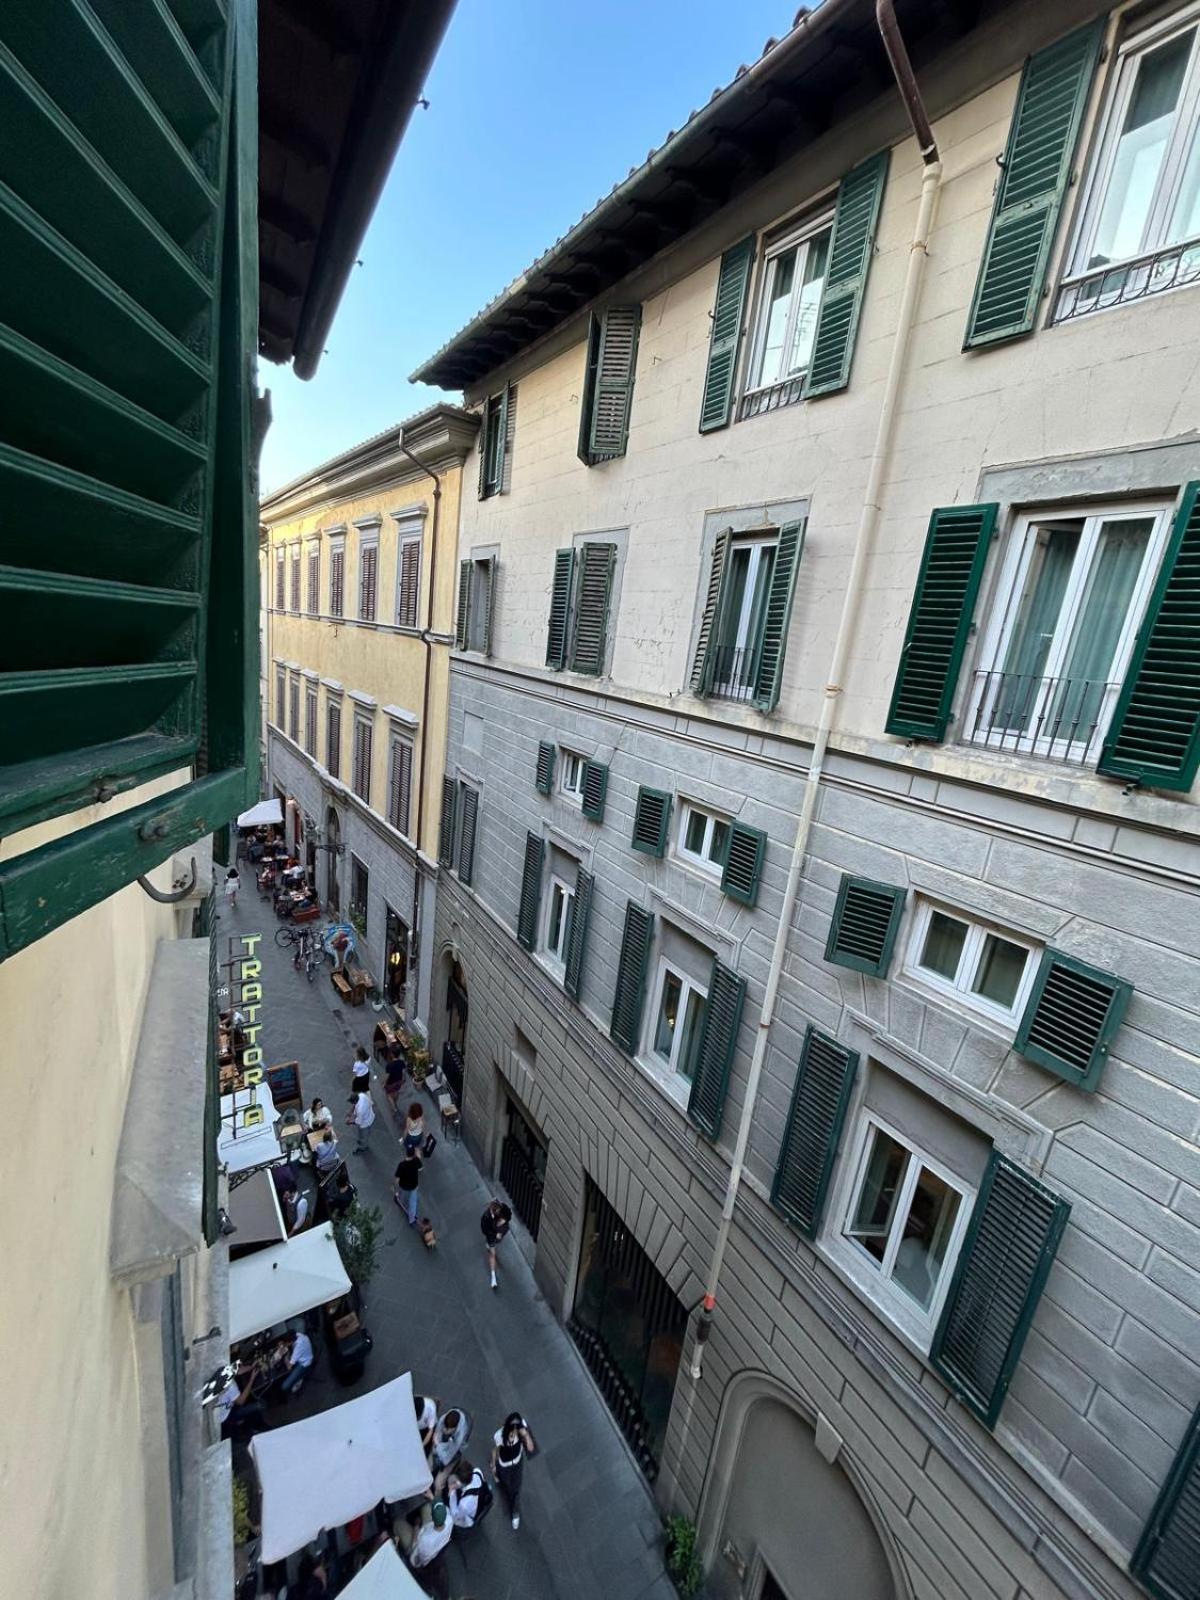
[{"x1": 491, "y1": 1412, "x2": 536, "y2": 1530}]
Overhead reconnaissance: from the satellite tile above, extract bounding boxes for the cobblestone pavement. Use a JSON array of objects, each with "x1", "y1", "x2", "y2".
[{"x1": 221, "y1": 895, "x2": 676, "y2": 1600}]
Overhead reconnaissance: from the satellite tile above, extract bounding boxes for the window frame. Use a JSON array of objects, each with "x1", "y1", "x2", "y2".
[
  {"x1": 902, "y1": 899, "x2": 1039, "y2": 1028},
  {"x1": 466, "y1": 557, "x2": 494, "y2": 652},
  {"x1": 742, "y1": 209, "x2": 836, "y2": 403},
  {"x1": 395, "y1": 523, "x2": 423, "y2": 629},
  {"x1": 558, "y1": 750, "x2": 586, "y2": 806},
  {"x1": 675, "y1": 800, "x2": 731, "y2": 877},
  {"x1": 646, "y1": 956, "x2": 709, "y2": 1084},
  {"x1": 541, "y1": 872, "x2": 576, "y2": 978},
  {"x1": 711, "y1": 531, "x2": 779, "y2": 699},
  {"x1": 328, "y1": 536, "x2": 346, "y2": 619},
  {"x1": 480, "y1": 393, "x2": 505, "y2": 498},
  {"x1": 350, "y1": 853, "x2": 370, "y2": 930}
]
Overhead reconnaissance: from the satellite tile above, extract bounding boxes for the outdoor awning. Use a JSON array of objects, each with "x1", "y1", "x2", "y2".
[
  {"x1": 250, "y1": 1373, "x2": 431, "y2": 1563},
  {"x1": 227, "y1": 1165, "x2": 286, "y2": 1254},
  {"x1": 218, "y1": 1118, "x2": 283, "y2": 1176},
  {"x1": 237, "y1": 797, "x2": 284, "y2": 827},
  {"x1": 229, "y1": 1223, "x2": 351, "y2": 1343},
  {"x1": 338, "y1": 1542, "x2": 426, "y2": 1600},
  {"x1": 220, "y1": 1083, "x2": 279, "y2": 1123}
]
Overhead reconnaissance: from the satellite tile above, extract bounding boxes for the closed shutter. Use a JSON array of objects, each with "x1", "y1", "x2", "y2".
[
  {"x1": 721, "y1": 822, "x2": 766, "y2": 907},
  {"x1": 275, "y1": 553, "x2": 285, "y2": 610},
  {"x1": 1133, "y1": 1403, "x2": 1200, "y2": 1600},
  {"x1": 632, "y1": 786, "x2": 671, "y2": 856},
  {"x1": 931, "y1": 1152, "x2": 1069, "y2": 1427},
  {"x1": 699, "y1": 236, "x2": 755, "y2": 432},
  {"x1": 569, "y1": 541, "x2": 615, "y2": 675},
  {"x1": 353, "y1": 717, "x2": 372, "y2": 803},
  {"x1": 824, "y1": 875, "x2": 906, "y2": 976},
  {"x1": 804, "y1": 151, "x2": 890, "y2": 398},
  {"x1": 964, "y1": 22, "x2": 1102, "y2": 348},
  {"x1": 305, "y1": 688, "x2": 317, "y2": 756},
  {"x1": 389, "y1": 739, "x2": 412, "y2": 835},
  {"x1": 479, "y1": 555, "x2": 497, "y2": 656},
  {"x1": 359, "y1": 543, "x2": 377, "y2": 621},
  {"x1": 288, "y1": 676, "x2": 299, "y2": 740},
  {"x1": 753, "y1": 518, "x2": 807, "y2": 712},
  {"x1": 610, "y1": 901, "x2": 654, "y2": 1053},
  {"x1": 438, "y1": 776, "x2": 455, "y2": 868},
  {"x1": 274, "y1": 667, "x2": 284, "y2": 725},
  {"x1": 307, "y1": 548, "x2": 319, "y2": 615},
  {"x1": 579, "y1": 306, "x2": 641, "y2": 464},
  {"x1": 457, "y1": 786, "x2": 478, "y2": 885},
  {"x1": 477, "y1": 400, "x2": 492, "y2": 499},
  {"x1": 516, "y1": 831, "x2": 544, "y2": 951},
  {"x1": 885, "y1": 503, "x2": 998, "y2": 741},
  {"x1": 326, "y1": 702, "x2": 341, "y2": 778},
  {"x1": 772, "y1": 1027, "x2": 859, "y2": 1238},
  {"x1": 687, "y1": 959, "x2": 746, "y2": 1140},
  {"x1": 455, "y1": 558, "x2": 471, "y2": 650},
  {"x1": 330, "y1": 548, "x2": 345, "y2": 617},
  {"x1": 546, "y1": 548, "x2": 576, "y2": 670},
  {"x1": 396, "y1": 537, "x2": 420, "y2": 628},
  {"x1": 535, "y1": 741, "x2": 555, "y2": 795},
  {"x1": 1014, "y1": 950, "x2": 1131, "y2": 1091},
  {"x1": 581, "y1": 759, "x2": 608, "y2": 822},
  {"x1": 690, "y1": 529, "x2": 732, "y2": 696},
  {"x1": 1099, "y1": 481, "x2": 1200, "y2": 792},
  {"x1": 289, "y1": 548, "x2": 300, "y2": 611},
  {"x1": 563, "y1": 865, "x2": 594, "y2": 1000}
]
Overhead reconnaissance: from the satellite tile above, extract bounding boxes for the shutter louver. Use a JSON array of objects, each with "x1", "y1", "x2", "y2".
[
  {"x1": 479, "y1": 555, "x2": 497, "y2": 656},
  {"x1": 290, "y1": 548, "x2": 300, "y2": 611},
  {"x1": 581, "y1": 759, "x2": 608, "y2": 822},
  {"x1": 825, "y1": 875, "x2": 906, "y2": 976},
  {"x1": 569, "y1": 541, "x2": 615, "y2": 675},
  {"x1": 687, "y1": 959, "x2": 746, "y2": 1140},
  {"x1": 389, "y1": 739, "x2": 412, "y2": 835},
  {"x1": 438, "y1": 776, "x2": 455, "y2": 868},
  {"x1": 397, "y1": 538, "x2": 420, "y2": 628},
  {"x1": 885, "y1": 503, "x2": 998, "y2": 741},
  {"x1": 563, "y1": 866, "x2": 594, "y2": 1000},
  {"x1": 1099, "y1": 481, "x2": 1200, "y2": 792},
  {"x1": 358, "y1": 544, "x2": 377, "y2": 621},
  {"x1": 632, "y1": 787, "x2": 671, "y2": 856},
  {"x1": 772, "y1": 1027, "x2": 859, "y2": 1238},
  {"x1": 579, "y1": 306, "x2": 641, "y2": 464},
  {"x1": 457, "y1": 786, "x2": 478, "y2": 885},
  {"x1": 326, "y1": 702, "x2": 341, "y2": 779},
  {"x1": 804, "y1": 151, "x2": 889, "y2": 398},
  {"x1": 546, "y1": 549, "x2": 575, "y2": 670},
  {"x1": 307, "y1": 548, "x2": 319, "y2": 615},
  {"x1": 501, "y1": 383, "x2": 517, "y2": 493},
  {"x1": 699, "y1": 237, "x2": 754, "y2": 433},
  {"x1": 288, "y1": 676, "x2": 299, "y2": 740},
  {"x1": 275, "y1": 554, "x2": 285, "y2": 610},
  {"x1": 1133, "y1": 1402, "x2": 1200, "y2": 1600},
  {"x1": 516, "y1": 831, "x2": 544, "y2": 951},
  {"x1": 455, "y1": 559, "x2": 471, "y2": 650},
  {"x1": 721, "y1": 822, "x2": 766, "y2": 906},
  {"x1": 690, "y1": 529, "x2": 732, "y2": 696},
  {"x1": 1014, "y1": 950, "x2": 1130, "y2": 1091},
  {"x1": 965, "y1": 22, "x2": 1102, "y2": 348},
  {"x1": 477, "y1": 401, "x2": 490, "y2": 499},
  {"x1": 753, "y1": 518, "x2": 807, "y2": 712},
  {"x1": 610, "y1": 901, "x2": 654, "y2": 1053},
  {"x1": 535, "y1": 741, "x2": 555, "y2": 795},
  {"x1": 931, "y1": 1152, "x2": 1069, "y2": 1427},
  {"x1": 330, "y1": 548, "x2": 344, "y2": 617}
]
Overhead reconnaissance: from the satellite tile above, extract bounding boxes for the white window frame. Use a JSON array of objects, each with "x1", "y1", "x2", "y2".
[
  {"x1": 902, "y1": 899, "x2": 1039, "y2": 1027},
  {"x1": 541, "y1": 873, "x2": 575, "y2": 977},
  {"x1": 964, "y1": 499, "x2": 1172, "y2": 762},
  {"x1": 394, "y1": 522, "x2": 423, "y2": 629},
  {"x1": 558, "y1": 750, "x2": 585, "y2": 805},
  {"x1": 646, "y1": 957, "x2": 708, "y2": 1083},
  {"x1": 675, "y1": 800, "x2": 731, "y2": 877},
  {"x1": 711, "y1": 532, "x2": 778, "y2": 696},
  {"x1": 743, "y1": 210, "x2": 835, "y2": 398}
]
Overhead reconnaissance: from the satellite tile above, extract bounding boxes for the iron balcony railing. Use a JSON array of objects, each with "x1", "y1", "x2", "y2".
[
  {"x1": 709, "y1": 643, "x2": 757, "y2": 703},
  {"x1": 962, "y1": 669, "x2": 1118, "y2": 765},
  {"x1": 440, "y1": 1039, "x2": 464, "y2": 1103},
  {"x1": 499, "y1": 1133, "x2": 544, "y2": 1241},
  {"x1": 1055, "y1": 237, "x2": 1200, "y2": 323},
  {"x1": 739, "y1": 373, "x2": 805, "y2": 420}
]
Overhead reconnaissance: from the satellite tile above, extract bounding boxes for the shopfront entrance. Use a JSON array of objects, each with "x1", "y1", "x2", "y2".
[
  {"x1": 499, "y1": 1096, "x2": 546, "y2": 1241},
  {"x1": 441, "y1": 957, "x2": 468, "y2": 1101},
  {"x1": 384, "y1": 906, "x2": 409, "y2": 1010},
  {"x1": 324, "y1": 806, "x2": 341, "y2": 915}
]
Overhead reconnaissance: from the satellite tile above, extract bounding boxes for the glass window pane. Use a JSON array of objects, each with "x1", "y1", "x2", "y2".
[
  {"x1": 742, "y1": 546, "x2": 776, "y2": 668},
  {"x1": 971, "y1": 935, "x2": 1027, "y2": 1010},
  {"x1": 788, "y1": 230, "x2": 831, "y2": 374},
  {"x1": 848, "y1": 1129, "x2": 909, "y2": 1265},
  {"x1": 547, "y1": 885, "x2": 566, "y2": 956},
  {"x1": 892, "y1": 1166, "x2": 962, "y2": 1311},
  {"x1": 992, "y1": 521, "x2": 1081, "y2": 732},
  {"x1": 677, "y1": 989, "x2": 706, "y2": 1081},
  {"x1": 1050, "y1": 517, "x2": 1151, "y2": 740},
  {"x1": 710, "y1": 819, "x2": 731, "y2": 864},
  {"x1": 716, "y1": 550, "x2": 751, "y2": 651},
  {"x1": 684, "y1": 810, "x2": 708, "y2": 854},
  {"x1": 758, "y1": 248, "x2": 797, "y2": 386},
  {"x1": 1167, "y1": 100, "x2": 1200, "y2": 242},
  {"x1": 654, "y1": 972, "x2": 682, "y2": 1059},
  {"x1": 919, "y1": 912, "x2": 968, "y2": 981}
]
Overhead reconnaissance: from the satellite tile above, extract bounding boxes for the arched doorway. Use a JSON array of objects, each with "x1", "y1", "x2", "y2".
[
  {"x1": 324, "y1": 806, "x2": 342, "y2": 915},
  {"x1": 441, "y1": 954, "x2": 468, "y2": 1101}
]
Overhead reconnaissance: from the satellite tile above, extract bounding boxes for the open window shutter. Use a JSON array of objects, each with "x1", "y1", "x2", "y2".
[
  {"x1": 631, "y1": 787, "x2": 671, "y2": 856},
  {"x1": 581, "y1": 759, "x2": 608, "y2": 822},
  {"x1": 610, "y1": 902, "x2": 653, "y2": 1053},
  {"x1": 516, "y1": 831, "x2": 544, "y2": 951},
  {"x1": 825, "y1": 875, "x2": 906, "y2": 976},
  {"x1": 494, "y1": 385, "x2": 510, "y2": 494},
  {"x1": 455, "y1": 559, "x2": 471, "y2": 650},
  {"x1": 772, "y1": 1027, "x2": 859, "y2": 1238},
  {"x1": 438, "y1": 776, "x2": 456, "y2": 868},
  {"x1": 546, "y1": 548, "x2": 575, "y2": 669},
  {"x1": 535, "y1": 741, "x2": 555, "y2": 795},
  {"x1": 501, "y1": 383, "x2": 517, "y2": 493},
  {"x1": 721, "y1": 822, "x2": 766, "y2": 907},
  {"x1": 687, "y1": 959, "x2": 746, "y2": 1140},
  {"x1": 569, "y1": 541, "x2": 615, "y2": 675},
  {"x1": 690, "y1": 529, "x2": 732, "y2": 696},
  {"x1": 885, "y1": 503, "x2": 998, "y2": 741},
  {"x1": 457, "y1": 787, "x2": 478, "y2": 885},
  {"x1": 1099, "y1": 481, "x2": 1200, "y2": 791},
  {"x1": 803, "y1": 151, "x2": 889, "y2": 398},
  {"x1": 563, "y1": 865, "x2": 594, "y2": 1000},
  {"x1": 477, "y1": 403, "x2": 490, "y2": 499},
  {"x1": 753, "y1": 518, "x2": 807, "y2": 711},
  {"x1": 1133, "y1": 1403, "x2": 1200, "y2": 1600},
  {"x1": 699, "y1": 236, "x2": 754, "y2": 432},
  {"x1": 584, "y1": 305, "x2": 641, "y2": 463},
  {"x1": 932, "y1": 1153, "x2": 1069, "y2": 1428},
  {"x1": 479, "y1": 555, "x2": 497, "y2": 656},
  {"x1": 577, "y1": 315, "x2": 602, "y2": 465},
  {"x1": 1014, "y1": 950, "x2": 1130, "y2": 1091},
  {"x1": 964, "y1": 21, "x2": 1102, "y2": 349}
]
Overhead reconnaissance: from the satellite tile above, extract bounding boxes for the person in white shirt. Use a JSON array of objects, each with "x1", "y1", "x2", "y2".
[
  {"x1": 279, "y1": 1329, "x2": 314, "y2": 1396},
  {"x1": 304, "y1": 1097, "x2": 333, "y2": 1133},
  {"x1": 347, "y1": 1088, "x2": 375, "y2": 1154},
  {"x1": 446, "y1": 1460, "x2": 486, "y2": 1529},
  {"x1": 396, "y1": 1500, "x2": 452, "y2": 1570},
  {"x1": 413, "y1": 1392, "x2": 438, "y2": 1452},
  {"x1": 351, "y1": 1045, "x2": 371, "y2": 1096}
]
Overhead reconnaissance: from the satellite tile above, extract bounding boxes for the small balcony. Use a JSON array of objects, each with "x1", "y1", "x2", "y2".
[
  {"x1": 961, "y1": 669, "x2": 1118, "y2": 766},
  {"x1": 1054, "y1": 237, "x2": 1200, "y2": 323}
]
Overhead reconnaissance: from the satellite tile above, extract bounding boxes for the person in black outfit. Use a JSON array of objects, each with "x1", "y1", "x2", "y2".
[
  {"x1": 326, "y1": 1169, "x2": 356, "y2": 1221},
  {"x1": 491, "y1": 1412, "x2": 536, "y2": 1530},
  {"x1": 480, "y1": 1200, "x2": 512, "y2": 1291}
]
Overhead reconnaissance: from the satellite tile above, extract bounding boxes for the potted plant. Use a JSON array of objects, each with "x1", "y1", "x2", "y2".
[
  {"x1": 409, "y1": 1044, "x2": 431, "y2": 1088},
  {"x1": 664, "y1": 1514, "x2": 704, "y2": 1598},
  {"x1": 333, "y1": 1199, "x2": 384, "y2": 1292}
]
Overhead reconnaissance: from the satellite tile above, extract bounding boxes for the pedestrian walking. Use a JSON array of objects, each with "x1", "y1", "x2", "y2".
[
  {"x1": 347, "y1": 1086, "x2": 376, "y2": 1155},
  {"x1": 326, "y1": 1169, "x2": 356, "y2": 1221},
  {"x1": 403, "y1": 1101, "x2": 425, "y2": 1158},
  {"x1": 351, "y1": 1045, "x2": 371, "y2": 1096},
  {"x1": 224, "y1": 866, "x2": 240, "y2": 908},
  {"x1": 383, "y1": 1046, "x2": 406, "y2": 1114},
  {"x1": 491, "y1": 1412, "x2": 536, "y2": 1530},
  {"x1": 393, "y1": 1150, "x2": 422, "y2": 1226},
  {"x1": 480, "y1": 1200, "x2": 512, "y2": 1291}
]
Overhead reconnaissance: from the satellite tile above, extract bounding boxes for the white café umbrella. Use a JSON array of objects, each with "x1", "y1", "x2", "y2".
[
  {"x1": 250, "y1": 1373, "x2": 432, "y2": 1564},
  {"x1": 218, "y1": 1118, "x2": 283, "y2": 1176},
  {"x1": 337, "y1": 1542, "x2": 426, "y2": 1600},
  {"x1": 237, "y1": 797, "x2": 284, "y2": 827},
  {"x1": 229, "y1": 1223, "x2": 351, "y2": 1343}
]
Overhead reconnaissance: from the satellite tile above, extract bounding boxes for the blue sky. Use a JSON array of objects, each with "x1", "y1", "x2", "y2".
[{"x1": 261, "y1": 0, "x2": 799, "y2": 493}]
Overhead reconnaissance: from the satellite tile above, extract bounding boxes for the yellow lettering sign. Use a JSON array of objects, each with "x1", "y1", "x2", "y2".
[
  {"x1": 242, "y1": 1048, "x2": 263, "y2": 1068},
  {"x1": 243, "y1": 1105, "x2": 265, "y2": 1127},
  {"x1": 240, "y1": 983, "x2": 263, "y2": 1002},
  {"x1": 241, "y1": 935, "x2": 261, "y2": 954},
  {"x1": 241, "y1": 1067, "x2": 263, "y2": 1085},
  {"x1": 239, "y1": 959, "x2": 262, "y2": 980}
]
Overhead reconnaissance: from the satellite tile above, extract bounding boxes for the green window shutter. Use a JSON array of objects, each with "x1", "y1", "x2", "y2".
[
  {"x1": 500, "y1": 382, "x2": 517, "y2": 493},
  {"x1": 690, "y1": 529, "x2": 732, "y2": 696},
  {"x1": 931, "y1": 1153, "x2": 1069, "y2": 1428},
  {"x1": 699, "y1": 236, "x2": 755, "y2": 433},
  {"x1": 476, "y1": 404, "x2": 489, "y2": 499},
  {"x1": 825, "y1": 875, "x2": 906, "y2": 976},
  {"x1": 535, "y1": 740, "x2": 556, "y2": 795},
  {"x1": 631, "y1": 786, "x2": 671, "y2": 856},
  {"x1": 964, "y1": 21, "x2": 1102, "y2": 349},
  {"x1": 577, "y1": 315, "x2": 602, "y2": 466},
  {"x1": 687, "y1": 959, "x2": 746, "y2": 1140},
  {"x1": 545, "y1": 548, "x2": 575, "y2": 670},
  {"x1": 885, "y1": 503, "x2": 998, "y2": 741},
  {"x1": 1014, "y1": 950, "x2": 1131, "y2": 1091},
  {"x1": 456, "y1": 786, "x2": 478, "y2": 886},
  {"x1": 1132, "y1": 1402, "x2": 1200, "y2": 1600},
  {"x1": 772, "y1": 1026, "x2": 859, "y2": 1238},
  {"x1": 579, "y1": 305, "x2": 641, "y2": 465},
  {"x1": 569, "y1": 541, "x2": 615, "y2": 675},
  {"x1": 753, "y1": 518, "x2": 807, "y2": 712},
  {"x1": 721, "y1": 822, "x2": 766, "y2": 907},
  {"x1": 516, "y1": 831, "x2": 544, "y2": 951},
  {"x1": 803, "y1": 151, "x2": 889, "y2": 398},
  {"x1": 610, "y1": 901, "x2": 654, "y2": 1053},
  {"x1": 1099, "y1": 481, "x2": 1200, "y2": 792},
  {"x1": 438, "y1": 776, "x2": 455, "y2": 868},
  {"x1": 479, "y1": 555, "x2": 497, "y2": 657},
  {"x1": 455, "y1": 558, "x2": 471, "y2": 650},
  {"x1": 494, "y1": 385, "x2": 510, "y2": 493},
  {"x1": 581, "y1": 759, "x2": 608, "y2": 822},
  {"x1": 563, "y1": 865, "x2": 594, "y2": 1001}
]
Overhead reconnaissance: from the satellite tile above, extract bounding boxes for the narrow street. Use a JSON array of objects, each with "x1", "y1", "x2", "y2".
[{"x1": 222, "y1": 893, "x2": 676, "y2": 1600}]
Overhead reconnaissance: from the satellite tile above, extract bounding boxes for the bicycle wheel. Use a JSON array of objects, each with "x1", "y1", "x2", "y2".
[{"x1": 274, "y1": 926, "x2": 299, "y2": 949}]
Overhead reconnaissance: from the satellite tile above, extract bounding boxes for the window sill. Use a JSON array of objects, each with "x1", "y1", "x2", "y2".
[
  {"x1": 634, "y1": 1051, "x2": 691, "y2": 1115},
  {"x1": 813, "y1": 1233, "x2": 939, "y2": 1362},
  {"x1": 894, "y1": 971, "x2": 1022, "y2": 1043},
  {"x1": 534, "y1": 952, "x2": 567, "y2": 989}
]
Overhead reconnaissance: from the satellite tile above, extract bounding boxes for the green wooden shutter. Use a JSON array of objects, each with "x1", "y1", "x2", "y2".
[
  {"x1": 569, "y1": 541, "x2": 615, "y2": 675},
  {"x1": 825, "y1": 875, "x2": 906, "y2": 976},
  {"x1": 202, "y1": 888, "x2": 220, "y2": 1244},
  {"x1": 699, "y1": 236, "x2": 754, "y2": 433},
  {"x1": 687, "y1": 959, "x2": 746, "y2": 1140},
  {"x1": 438, "y1": 776, "x2": 456, "y2": 868},
  {"x1": 456, "y1": 786, "x2": 478, "y2": 885},
  {"x1": 563, "y1": 865, "x2": 594, "y2": 1001},
  {"x1": 1099, "y1": 481, "x2": 1200, "y2": 792},
  {"x1": 581, "y1": 759, "x2": 608, "y2": 822},
  {"x1": 580, "y1": 305, "x2": 641, "y2": 464},
  {"x1": 535, "y1": 741, "x2": 555, "y2": 795},
  {"x1": 479, "y1": 555, "x2": 497, "y2": 657},
  {"x1": 1132, "y1": 1402, "x2": 1200, "y2": 1600},
  {"x1": 1014, "y1": 950, "x2": 1131, "y2": 1092},
  {"x1": 721, "y1": 822, "x2": 766, "y2": 907},
  {"x1": 772, "y1": 1027, "x2": 859, "y2": 1238},
  {"x1": 964, "y1": 22, "x2": 1102, "y2": 349},
  {"x1": 516, "y1": 831, "x2": 544, "y2": 951},
  {"x1": 610, "y1": 901, "x2": 654, "y2": 1053},
  {"x1": 545, "y1": 548, "x2": 575, "y2": 670},
  {"x1": 494, "y1": 384, "x2": 510, "y2": 493},
  {"x1": 455, "y1": 558, "x2": 471, "y2": 650},
  {"x1": 931, "y1": 1152, "x2": 1069, "y2": 1428},
  {"x1": 477, "y1": 401, "x2": 490, "y2": 498},
  {"x1": 885, "y1": 503, "x2": 998, "y2": 741},
  {"x1": 753, "y1": 518, "x2": 807, "y2": 711},
  {"x1": 690, "y1": 529, "x2": 732, "y2": 696},
  {"x1": 632, "y1": 786, "x2": 671, "y2": 856},
  {"x1": 577, "y1": 315, "x2": 601, "y2": 466},
  {"x1": 803, "y1": 151, "x2": 889, "y2": 398},
  {"x1": 500, "y1": 382, "x2": 517, "y2": 493}
]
